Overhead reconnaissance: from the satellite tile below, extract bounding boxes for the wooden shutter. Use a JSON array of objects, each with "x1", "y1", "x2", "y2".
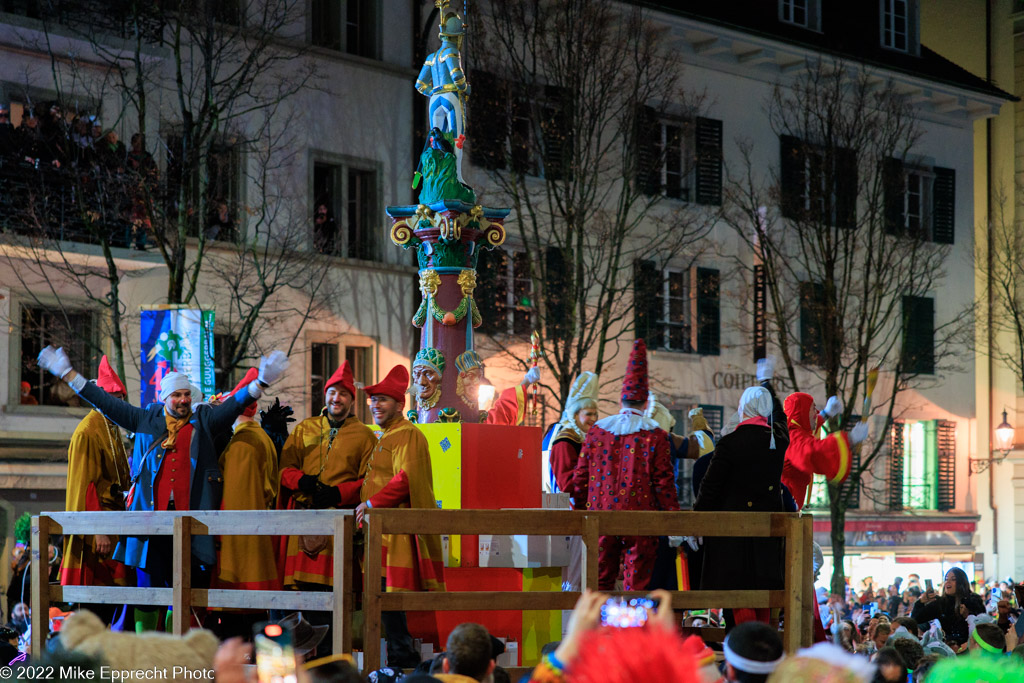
[
  {"x1": 932, "y1": 166, "x2": 955, "y2": 244},
  {"x1": 541, "y1": 85, "x2": 571, "y2": 181},
  {"x1": 633, "y1": 259, "x2": 662, "y2": 347},
  {"x1": 635, "y1": 105, "x2": 660, "y2": 196},
  {"x1": 696, "y1": 267, "x2": 720, "y2": 356},
  {"x1": 467, "y1": 71, "x2": 507, "y2": 171},
  {"x1": 889, "y1": 421, "x2": 905, "y2": 510},
  {"x1": 779, "y1": 135, "x2": 805, "y2": 219},
  {"x1": 936, "y1": 419, "x2": 956, "y2": 511},
  {"x1": 835, "y1": 147, "x2": 858, "y2": 229},
  {"x1": 883, "y1": 157, "x2": 905, "y2": 235},
  {"x1": 544, "y1": 246, "x2": 569, "y2": 340},
  {"x1": 799, "y1": 281, "x2": 825, "y2": 364},
  {"x1": 902, "y1": 295, "x2": 935, "y2": 375},
  {"x1": 838, "y1": 418, "x2": 862, "y2": 509},
  {"x1": 476, "y1": 248, "x2": 509, "y2": 335},
  {"x1": 753, "y1": 264, "x2": 767, "y2": 362},
  {"x1": 694, "y1": 117, "x2": 723, "y2": 206}
]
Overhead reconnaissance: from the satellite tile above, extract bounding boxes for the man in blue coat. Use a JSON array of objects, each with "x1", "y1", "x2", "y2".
[{"x1": 37, "y1": 345, "x2": 289, "y2": 631}]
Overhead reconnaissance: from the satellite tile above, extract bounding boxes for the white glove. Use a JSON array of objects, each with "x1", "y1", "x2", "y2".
[
  {"x1": 258, "y1": 350, "x2": 290, "y2": 386},
  {"x1": 849, "y1": 422, "x2": 868, "y2": 445},
  {"x1": 37, "y1": 345, "x2": 74, "y2": 379},
  {"x1": 756, "y1": 356, "x2": 776, "y2": 382},
  {"x1": 684, "y1": 536, "x2": 703, "y2": 552},
  {"x1": 823, "y1": 396, "x2": 843, "y2": 419},
  {"x1": 523, "y1": 366, "x2": 541, "y2": 385},
  {"x1": 668, "y1": 536, "x2": 684, "y2": 548}
]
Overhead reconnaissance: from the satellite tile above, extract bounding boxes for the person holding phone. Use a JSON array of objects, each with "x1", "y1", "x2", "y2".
[{"x1": 911, "y1": 567, "x2": 984, "y2": 648}]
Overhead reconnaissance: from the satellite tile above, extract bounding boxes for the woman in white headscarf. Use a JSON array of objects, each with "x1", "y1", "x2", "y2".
[{"x1": 693, "y1": 385, "x2": 789, "y2": 629}]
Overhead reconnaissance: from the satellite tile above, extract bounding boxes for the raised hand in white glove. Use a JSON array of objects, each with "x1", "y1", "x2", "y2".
[
  {"x1": 683, "y1": 536, "x2": 703, "y2": 552},
  {"x1": 756, "y1": 355, "x2": 776, "y2": 383},
  {"x1": 258, "y1": 350, "x2": 290, "y2": 386},
  {"x1": 523, "y1": 366, "x2": 541, "y2": 385},
  {"x1": 823, "y1": 395, "x2": 843, "y2": 419},
  {"x1": 37, "y1": 345, "x2": 74, "y2": 379},
  {"x1": 849, "y1": 421, "x2": 869, "y2": 445}
]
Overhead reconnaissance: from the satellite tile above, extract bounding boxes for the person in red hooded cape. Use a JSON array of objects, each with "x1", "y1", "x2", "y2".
[
  {"x1": 569, "y1": 339, "x2": 679, "y2": 590},
  {"x1": 60, "y1": 356, "x2": 132, "y2": 624},
  {"x1": 355, "y1": 364, "x2": 445, "y2": 669}
]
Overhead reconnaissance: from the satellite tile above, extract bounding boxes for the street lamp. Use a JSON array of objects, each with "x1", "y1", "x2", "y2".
[{"x1": 969, "y1": 409, "x2": 1015, "y2": 475}]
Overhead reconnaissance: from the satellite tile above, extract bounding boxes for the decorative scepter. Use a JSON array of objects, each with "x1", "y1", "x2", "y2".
[{"x1": 529, "y1": 330, "x2": 541, "y2": 416}]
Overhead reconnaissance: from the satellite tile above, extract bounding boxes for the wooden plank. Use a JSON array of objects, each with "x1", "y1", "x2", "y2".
[
  {"x1": 52, "y1": 586, "x2": 174, "y2": 606},
  {"x1": 375, "y1": 508, "x2": 586, "y2": 535},
  {"x1": 172, "y1": 516, "x2": 192, "y2": 636},
  {"x1": 380, "y1": 589, "x2": 783, "y2": 611},
  {"x1": 41, "y1": 509, "x2": 351, "y2": 535},
  {"x1": 31, "y1": 515, "x2": 50, "y2": 657},
  {"x1": 334, "y1": 513, "x2": 354, "y2": 655},
  {"x1": 801, "y1": 514, "x2": 814, "y2": 648},
  {"x1": 363, "y1": 512, "x2": 383, "y2": 675},
  {"x1": 581, "y1": 515, "x2": 599, "y2": 590},
  {"x1": 782, "y1": 515, "x2": 805, "y2": 653}
]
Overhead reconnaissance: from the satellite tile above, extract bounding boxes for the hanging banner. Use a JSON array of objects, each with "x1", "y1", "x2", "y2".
[{"x1": 140, "y1": 307, "x2": 216, "y2": 405}]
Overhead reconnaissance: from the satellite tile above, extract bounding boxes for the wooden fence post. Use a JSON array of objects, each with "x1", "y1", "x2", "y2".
[
  {"x1": 782, "y1": 514, "x2": 805, "y2": 653},
  {"x1": 172, "y1": 516, "x2": 192, "y2": 635},
  {"x1": 334, "y1": 513, "x2": 354, "y2": 655},
  {"x1": 363, "y1": 511, "x2": 383, "y2": 674},
  {"x1": 801, "y1": 514, "x2": 814, "y2": 647},
  {"x1": 581, "y1": 514, "x2": 599, "y2": 590},
  {"x1": 30, "y1": 515, "x2": 50, "y2": 657}
]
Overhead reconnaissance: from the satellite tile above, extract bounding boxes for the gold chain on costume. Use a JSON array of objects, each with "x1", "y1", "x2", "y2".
[{"x1": 318, "y1": 414, "x2": 341, "y2": 481}]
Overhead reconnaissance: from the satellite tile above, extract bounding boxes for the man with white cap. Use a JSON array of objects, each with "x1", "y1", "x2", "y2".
[
  {"x1": 37, "y1": 344, "x2": 289, "y2": 631},
  {"x1": 694, "y1": 384, "x2": 788, "y2": 630}
]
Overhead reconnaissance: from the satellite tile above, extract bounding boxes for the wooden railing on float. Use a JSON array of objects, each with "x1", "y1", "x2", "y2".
[{"x1": 31, "y1": 509, "x2": 813, "y2": 674}]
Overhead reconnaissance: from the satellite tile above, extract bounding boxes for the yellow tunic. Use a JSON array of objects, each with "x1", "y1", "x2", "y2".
[
  {"x1": 215, "y1": 420, "x2": 280, "y2": 589},
  {"x1": 279, "y1": 413, "x2": 375, "y2": 587},
  {"x1": 61, "y1": 409, "x2": 131, "y2": 586},
  {"x1": 360, "y1": 417, "x2": 445, "y2": 592}
]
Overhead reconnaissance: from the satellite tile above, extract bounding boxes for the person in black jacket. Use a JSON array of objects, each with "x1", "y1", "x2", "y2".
[
  {"x1": 910, "y1": 567, "x2": 984, "y2": 648},
  {"x1": 694, "y1": 384, "x2": 790, "y2": 630}
]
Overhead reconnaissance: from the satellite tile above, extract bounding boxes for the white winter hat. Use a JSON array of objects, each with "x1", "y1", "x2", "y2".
[
  {"x1": 158, "y1": 371, "x2": 192, "y2": 403},
  {"x1": 739, "y1": 386, "x2": 772, "y2": 419}
]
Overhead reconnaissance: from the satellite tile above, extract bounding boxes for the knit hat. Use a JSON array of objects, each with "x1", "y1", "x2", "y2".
[
  {"x1": 413, "y1": 347, "x2": 445, "y2": 375},
  {"x1": 621, "y1": 339, "x2": 648, "y2": 403},
  {"x1": 158, "y1": 371, "x2": 192, "y2": 403},
  {"x1": 224, "y1": 367, "x2": 259, "y2": 417},
  {"x1": 324, "y1": 361, "x2": 356, "y2": 398},
  {"x1": 364, "y1": 365, "x2": 410, "y2": 404},
  {"x1": 97, "y1": 355, "x2": 127, "y2": 395}
]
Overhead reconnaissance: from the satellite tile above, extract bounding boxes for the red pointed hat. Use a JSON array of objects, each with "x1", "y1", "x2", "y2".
[
  {"x1": 363, "y1": 365, "x2": 410, "y2": 404},
  {"x1": 621, "y1": 339, "x2": 649, "y2": 402},
  {"x1": 97, "y1": 355, "x2": 127, "y2": 395},
  {"x1": 225, "y1": 367, "x2": 260, "y2": 416},
  {"x1": 324, "y1": 361, "x2": 356, "y2": 399}
]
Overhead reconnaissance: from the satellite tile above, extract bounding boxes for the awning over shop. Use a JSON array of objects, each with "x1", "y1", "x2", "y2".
[{"x1": 812, "y1": 512, "x2": 978, "y2": 552}]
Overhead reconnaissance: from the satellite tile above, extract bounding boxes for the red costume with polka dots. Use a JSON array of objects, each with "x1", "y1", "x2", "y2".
[{"x1": 570, "y1": 340, "x2": 679, "y2": 590}]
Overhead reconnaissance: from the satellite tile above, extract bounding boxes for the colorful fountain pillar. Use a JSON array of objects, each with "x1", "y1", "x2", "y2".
[{"x1": 386, "y1": 0, "x2": 512, "y2": 424}]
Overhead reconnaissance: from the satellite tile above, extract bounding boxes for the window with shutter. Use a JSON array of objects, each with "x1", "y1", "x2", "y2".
[
  {"x1": 780, "y1": 135, "x2": 806, "y2": 219},
  {"x1": 635, "y1": 105, "x2": 661, "y2": 196},
  {"x1": 541, "y1": 85, "x2": 572, "y2": 181},
  {"x1": 936, "y1": 419, "x2": 956, "y2": 511},
  {"x1": 889, "y1": 420, "x2": 905, "y2": 510},
  {"x1": 695, "y1": 117, "x2": 723, "y2": 206},
  {"x1": 932, "y1": 167, "x2": 955, "y2": 244},
  {"x1": 477, "y1": 249, "x2": 509, "y2": 335},
  {"x1": 901, "y1": 295, "x2": 934, "y2": 375},
  {"x1": 779, "y1": 135, "x2": 856, "y2": 227},
  {"x1": 835, "y1": 147, "x2": 858, "y2": 229},
  {"x1": 467, "y1": 71, "x2": 507, "y2": 171},
  {"x1": 696, "y1": 268, "x2": 720, "y2": 356},
  {"x1": 883, "y1": 157, "x2": 905, "y2": 235},
  {"x1": 544, "y1": 246, "x2": 569, "y2": 340},
  {"x1": 799, "y1": 281, "x2": 826, "y2": 364}
]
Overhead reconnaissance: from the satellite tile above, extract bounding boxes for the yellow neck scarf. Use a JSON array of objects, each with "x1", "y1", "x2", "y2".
[{"x1": 162, "y1": 411, "x2": 192, "y2": 449}]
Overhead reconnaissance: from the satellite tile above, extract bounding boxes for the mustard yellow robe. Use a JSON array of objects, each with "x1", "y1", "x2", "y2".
[
  {"x1": 361, "y1": 417, "x2": 445, "y2": 592},
  {"x1": 215, "y1": 420, "x2": 280, "y2": 589},
  {"x1": 279, "y1": 414, "x2": 375, "y2": 587},
  {"x1": 61, "y1": 409, "x2": 131, "y2": 586}
]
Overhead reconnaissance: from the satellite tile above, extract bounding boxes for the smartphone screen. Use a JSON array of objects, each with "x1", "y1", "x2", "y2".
[
  {"x1": 600, "y1": 597, "x2": 654, "y2": 628},
  {"x1": 925, "y1": 579, "x2": 934, "y2": 593},
  {"x1": 254, "y1": 622, "x2": 297, "y2": 683}
]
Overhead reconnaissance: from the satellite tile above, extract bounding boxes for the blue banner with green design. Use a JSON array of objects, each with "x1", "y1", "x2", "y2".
[{"x1": 140, "y1": 308, "x2": 216, "y2": 405}]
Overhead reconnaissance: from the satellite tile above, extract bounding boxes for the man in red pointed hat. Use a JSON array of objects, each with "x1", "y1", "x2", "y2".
[
  {"x1": 209, "y1": 368, "x2": 280, "y2": 637},
  {"x1": 569, "y1": 339, "x2": 679, "y2": 590},
  {"x1": 60, "y1": 356, "x2": 132, "y2": 624},
  {"x1": 355, "y1": 364, "x2": 445, "y2": 669},
  {"x1": 278, "y1": 360, "x2": 375, "y2": 651}
]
